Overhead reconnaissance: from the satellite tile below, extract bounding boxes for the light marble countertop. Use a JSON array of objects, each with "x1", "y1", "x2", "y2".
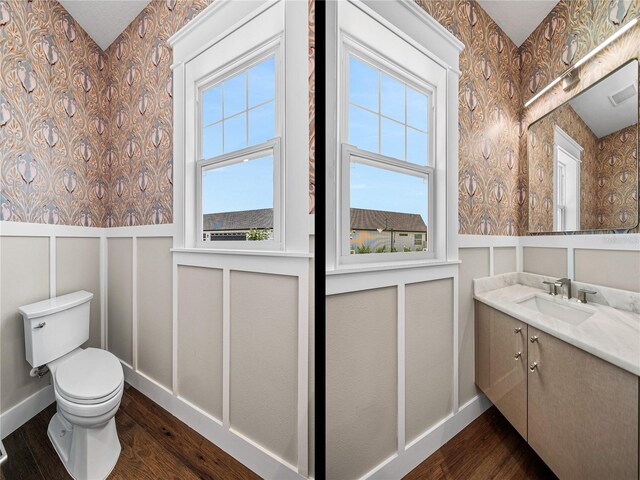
[{"x1": 474, "y1": 273, "x2": 640, "y2": 376}]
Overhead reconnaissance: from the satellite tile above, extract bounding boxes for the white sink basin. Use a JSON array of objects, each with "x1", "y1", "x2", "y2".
[{"x1": 517, "y1": 294, "x2": 595, "y2": 325}]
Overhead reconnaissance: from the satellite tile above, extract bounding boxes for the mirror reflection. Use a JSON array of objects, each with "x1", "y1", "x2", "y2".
[{"x1": 528, "y1": 60, "x2": 638, "y2": 232}]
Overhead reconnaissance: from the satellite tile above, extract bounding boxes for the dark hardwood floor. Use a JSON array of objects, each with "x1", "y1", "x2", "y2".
[
  {"x1": 0, "y1": 384, "x2": 260, "y2": 480},
  {"x1": 404, "y1": 406, "x2": 557, "y2": 480},
  {"x1": 1, "y1": 388, "x2": 556, "y2": 480}
]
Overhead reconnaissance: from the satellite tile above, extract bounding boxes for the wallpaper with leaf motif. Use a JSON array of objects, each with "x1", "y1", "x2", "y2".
[
  {"x1": 417, "y1": 0, "x2": 523, "y2": 235},
  {"x1": 0, "y1": 0, "x2": 108, "y2": 226},
  {"x1": 1, "y1": 0, "x2": 315, "y2": 227},
  {"x1": 520, "y1": 0, "x2": 639, "y2": 234}
]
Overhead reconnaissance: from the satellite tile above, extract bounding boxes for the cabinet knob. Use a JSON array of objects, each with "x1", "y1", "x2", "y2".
[
  {"x1": 514, "y1": 352, "x2": 522, "y2": 360},
  {"x1": 529, "y1": 362, "x2": 538, "y2": 372},
  {"x1": 530, "y1": 335, "x2": 538, "y2": 343},
  {"x1": 514, "y1": 327, "x2": 522, "y2": 334}
]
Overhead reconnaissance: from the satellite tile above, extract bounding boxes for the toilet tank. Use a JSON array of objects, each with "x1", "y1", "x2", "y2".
[{"x1": 20, "y1": 291, "x2": 94, "y2": 367}]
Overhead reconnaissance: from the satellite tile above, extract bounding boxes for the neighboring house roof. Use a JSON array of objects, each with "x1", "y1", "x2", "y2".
[
  {"x1": 203, "y1": 207, "x2": 427, "y2": 232},
  {"x1": 203, "y1": 208, "x2": 273, "y2": 231},
  {"x1": 350, "y1": 208, "x2": 427, "y2": 232}
]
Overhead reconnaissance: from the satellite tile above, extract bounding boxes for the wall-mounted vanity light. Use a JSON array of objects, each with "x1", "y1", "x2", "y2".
[{"x1": 524, "y1": 17, "x2": 638, "y2": 108}]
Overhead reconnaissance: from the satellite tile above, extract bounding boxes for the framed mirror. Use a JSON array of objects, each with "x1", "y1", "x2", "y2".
[{"x1": 528, "y1": 59, "x2": 638, "y2": 233}]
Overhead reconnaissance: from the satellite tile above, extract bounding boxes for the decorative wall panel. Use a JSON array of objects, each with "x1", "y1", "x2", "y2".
[
  {"x1": 417, "y1": 0, "x2": 523, "y2": 235},
  {"x1": 0, "y1": 0, "x2": 108, "y2": 225},
  {"x1": 1, "y1": 0, "x2": 315, "y2": 227}
]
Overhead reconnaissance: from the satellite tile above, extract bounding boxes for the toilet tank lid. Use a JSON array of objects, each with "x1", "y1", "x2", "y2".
[{"x1": 19, "y1": 291, "x2": 94, "y2": 320}]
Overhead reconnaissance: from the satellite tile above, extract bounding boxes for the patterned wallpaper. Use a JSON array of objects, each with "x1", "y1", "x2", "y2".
[
  {"x1": 527, "y1": 103, "x2": 600, "y2": 232},
  {"x1": 0, "y1": 0, "x2": 108, "y2": 225},
  {"x1": 417, "y1": 0, "x2": 523, "y2": 235},
  {"x1": 1, "y1": 0, "x2": 315, "y2": 227},
  {"x1": 520, "y1": 0, "x2": 639, "y2": 234}
]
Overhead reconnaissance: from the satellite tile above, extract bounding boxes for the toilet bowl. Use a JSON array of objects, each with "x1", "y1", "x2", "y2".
[
  {"x1": 47, "y1": 348, "x2": 124, "y2": 480},
  {"x1": 19, "y1": 291, "x2": 124, "y2": 480}
]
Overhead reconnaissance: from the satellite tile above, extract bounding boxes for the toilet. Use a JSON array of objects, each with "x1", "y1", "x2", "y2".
[{"x1": 20, "y1": 291, "x2": 123, "y2": 480}]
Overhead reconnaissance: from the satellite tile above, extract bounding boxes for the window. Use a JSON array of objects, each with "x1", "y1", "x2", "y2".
[
  {"x1": 342, "y1": 51, "x2": 434, "y2": 259},
  {"x1": 196, "y1": 53, "x2": 281, "y2": 247}
]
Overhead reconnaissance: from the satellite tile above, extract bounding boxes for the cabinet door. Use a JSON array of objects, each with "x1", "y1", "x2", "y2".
[
  {"x1": 475, "y1": 302, "x2": 528, "y2": 438},
  {"x1": 528, "y1": 327, "x2": 639, "y2": 480}
]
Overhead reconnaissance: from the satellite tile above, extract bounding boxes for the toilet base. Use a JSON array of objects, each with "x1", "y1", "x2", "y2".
[{"x1": 48, "y1": 411, "x2": 121, "y2": 480}]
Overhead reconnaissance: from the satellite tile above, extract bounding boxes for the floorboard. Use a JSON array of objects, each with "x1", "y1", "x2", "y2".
[
  {"x1": 0, "y1": 384, "x2": 260, "y2": 480},
  {"x1": 404, "y1": 407, "x2": 557, "y2": 480}
]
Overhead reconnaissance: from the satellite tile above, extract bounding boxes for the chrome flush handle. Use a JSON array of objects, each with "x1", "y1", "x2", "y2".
[{"x1": 33, "y1": 322, "x2": 46, "y2": 329}]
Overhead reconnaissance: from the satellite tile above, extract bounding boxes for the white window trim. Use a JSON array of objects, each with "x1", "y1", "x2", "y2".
[
  {"x1": 170, "y1": 0, "x2": 309, "y2": 255},
  {"x1": 553, "y1": 125, "x2": 583, "y2": 232},
  {"x1": 194, "y1": 40, "x2": 283, "y2": 251},
  {"x1": 340, "y1": 39, "x2": 437, "y2": 263},
  {"x1": 326, "y1": 0, "x2": 462, "y2": 272}
]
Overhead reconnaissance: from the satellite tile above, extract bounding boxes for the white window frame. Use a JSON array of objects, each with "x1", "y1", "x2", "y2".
[
  {"x1": 553, "y1": 125, "x2": 582, "y2": 232},
  {"x1": 194, "y1": 44, "x2": 283, "y2": 250},
  {"x1": 170, "y1": 0, "x2": 309, "y2": 254},
  {"x1": 326, "y1": 0, "x2": 461, "y2": 271},
  {"x1": 340, "y1": 42, "x2": 436, "y2": 263}
]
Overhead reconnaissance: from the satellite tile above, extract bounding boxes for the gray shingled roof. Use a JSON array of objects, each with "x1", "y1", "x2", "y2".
[
  {"x1": 350, "y1": 208, "x2": 427, "y2": 232},
  {"x1": 203, "y1": 208, "x2": 427, "y2": 232},
  {"x1": 203, "y1": 208, "x2": 273, "y2": 231}
]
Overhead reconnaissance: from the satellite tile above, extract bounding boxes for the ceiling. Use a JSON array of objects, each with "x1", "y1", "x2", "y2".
[
  {"x1": 478, "y1": 0, "x2": 560, "y2": 47},
  {"x1": 569, "y1": 61, "x2": 638, "y2": 139},
  {"x1": 58, "y1": 0, "x2": 152, "y2": 51}
]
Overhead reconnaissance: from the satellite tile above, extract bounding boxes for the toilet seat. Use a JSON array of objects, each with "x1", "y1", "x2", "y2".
[{"x1": 54, "y1": 348, "x2": 124, "y2": 406}]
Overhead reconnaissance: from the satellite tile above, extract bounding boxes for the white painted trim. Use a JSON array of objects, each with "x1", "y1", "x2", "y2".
[
  {"x1": 397, "y1": 283, "x2": 406, "y2": 453},
  {"x1": 362, "y1": 394, "x2": 491, "y2": 479},
  {"x1": 101, "y1": 236, "x2": 107, "y2": 350},
  {"x1": 327, "y1": 262, "x2": 458, "y2": 295},
  {"x1": 458, "y1": 233, "x2": 640, "y2": 252},
  {"x1": 0, "y1": 386, "x2": 55, "y2": 440},
  {"x1": 132, "y1": 237, "x2": 138, "y2": 370},
  {"x1": 222, "y1": 268, "x2": 231, "y2": 430},
  {"x1": 296, "y1": 268, "x2": 310, "y2": 477},
  {"x1": 122, "y1": 364, "x2": 306, "y2": 480},
  {"x1": 105, "y1": 224, "x2": 175, "y2": 238},
  {"x1": 49, "y1": 236, "x2": 56, "y2": 297},
  {"x1": 0, "y1": 221, "x2": 103, "y2": 237},
  {"x1": 452, "y1": 273, "x2": 459, "y2": 414},
  {"x1": 458, "y1": 235, "x2": 519, "y2": 248}
]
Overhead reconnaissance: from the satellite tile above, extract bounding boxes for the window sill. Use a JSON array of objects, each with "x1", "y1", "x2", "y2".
[
  {"x1": 171, "y1": 247, "x2": 312, "y2": 258},
  {"x1": 326, "y1": 258, "x2": 461, "y2": 276}
]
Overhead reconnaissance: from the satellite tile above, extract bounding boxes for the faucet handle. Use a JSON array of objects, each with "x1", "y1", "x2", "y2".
[
  {"x1": 542, "y1": 281, "x2": 557, "y2": 295},
  {"x1": 577, "y1": 289, "x2": 597, "y2": 304}
]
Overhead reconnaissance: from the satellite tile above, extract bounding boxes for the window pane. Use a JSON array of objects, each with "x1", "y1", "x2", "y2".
[
  {"x1": 203, "y1": 85, "x2": 222, "y2": 125},
  {"x1": 224, "y1": 113, "x2": 247, "y2": 153},
  {"x1": 349, "y1": 56, "x2": 378, "y2": 112},
  {"x1": 350, "y1": 161, "x2": 428, "y2": 254},
  {"x1": 407, "y1": 87, "x2": 428, "y2": 131},
  {"x1": 248, "y1": 101, "x2": 275, "y2": 146},
  {"x1": 381, "y1": 74, "x2": 405, "y2": 122},
  {"x1": 381, "y1": 118, "x2": 405, "y2": 161},
  {"x1": 203, "y1": 122, "x2": 222, "y2": 159},
  {"x1": 349, "y1": 105, "x2": 379, "y2": 153},
  {"x1": 224, "y1": 72, "x2": 246, "y2": 117},
  {"x1": 407, "y1": 127, "x2": 428, "y2": 165},
  {"x1": 248, "y1": 56, "x2": 275, "y2": 108},
  {"x1": 202, "y1": 155, "x2": 273, "y2": 241}
]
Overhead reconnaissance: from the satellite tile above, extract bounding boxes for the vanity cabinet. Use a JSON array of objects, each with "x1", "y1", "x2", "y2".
[
  {"x1": 475, "y1": 302, "x2": 639, "y2": 480},
  {"x1": 475, "y1": 301, "x2": 528, "y2": 439},
  {"x1": 527, "y1": 326, "x2": 638, "y2": 480}
]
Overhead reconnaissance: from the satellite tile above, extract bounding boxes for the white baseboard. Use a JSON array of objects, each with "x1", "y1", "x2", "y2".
[
  {"x1": 0, "y1": 385, "x2": 55, "y2": 440},
  {"x1": 364, "y1": 394, "x2": 492, "y2": 479},
  {"x1": 121, "y1": 364, "x2": 305, "y2": 480}
]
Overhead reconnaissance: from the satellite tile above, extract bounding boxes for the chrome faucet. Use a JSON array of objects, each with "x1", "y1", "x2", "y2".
[{"x1": 555, "y1": 278, "x2": 572, "y2": 299}]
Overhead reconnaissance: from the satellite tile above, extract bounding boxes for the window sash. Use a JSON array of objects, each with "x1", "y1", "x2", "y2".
[
  {"x1": 343, "y1": 45, "x2": 435, "y2": 167},
  {"x1": 196, "y1": 138, "x2": 282, "y2": 249},
  {"x1": 340, "y1": 144, "x2": 435, "y2": 263}
]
